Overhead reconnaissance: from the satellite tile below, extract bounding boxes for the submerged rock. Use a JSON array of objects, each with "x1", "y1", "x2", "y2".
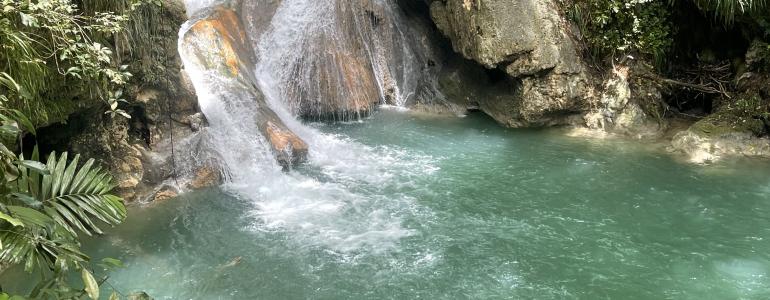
[
  {"x1": 127, "y1": 292, "x2": 154, "y2": 300},
  {"x1": 153, "y1": 186, "x2": 179, "y2": 202}
]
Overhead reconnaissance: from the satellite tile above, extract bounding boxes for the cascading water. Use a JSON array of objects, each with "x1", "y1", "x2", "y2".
[
  {"x1": 178, "y1": 0, "x2": 441, "y2": 254},
  {"x1": 243, "y1": 0, "x2": 443, "y2": 118}
]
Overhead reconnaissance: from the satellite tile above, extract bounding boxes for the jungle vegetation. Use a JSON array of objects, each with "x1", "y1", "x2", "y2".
[{"x1": 0, "y1": 0, "x2": 161, "y2": 299}]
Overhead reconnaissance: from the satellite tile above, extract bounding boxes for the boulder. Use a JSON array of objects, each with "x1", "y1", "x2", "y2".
[
  {"x1": 429, "y1": 0, "x2": 593, "y2": 126},
  {"x1": 671, "y1": 130, "x2": 770, "y2": 163},
  {"x1": 584, "y1": 63, "x2": 666, "y2": 138},
  {"x1": 189, "y1": 164, "x2": 223, "y2": 189}
]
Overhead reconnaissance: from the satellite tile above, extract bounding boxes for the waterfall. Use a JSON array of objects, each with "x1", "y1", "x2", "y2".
[
  {"x1": 178, "y1": 0, "x2": 440, "y2": 254},
  {"x1": 183, "y1": 0, "x2": 228, "y2": 17},
  {"x1": 245, "y1": 0, "x2": 442, "y2": 119}
]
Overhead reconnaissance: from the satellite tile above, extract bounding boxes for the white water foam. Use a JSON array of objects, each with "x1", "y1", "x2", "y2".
[
  {"x1": 183, "y1": 0, "x2": 229, "y2": 17},
  {"x1": 179, "y1": 0, "x2": 439, "y2": 255}
]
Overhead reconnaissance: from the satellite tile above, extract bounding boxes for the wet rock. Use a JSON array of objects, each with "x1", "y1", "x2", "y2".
[
  {"x1": 189, "y1": 164, "x2": 223, "y2": 189},
  {"x1": 240, "y1": 0, "x2": 445, "y2": 119},
  {"x1": 584, "y1": 63, "x2": 666, "y2": 139},
  {"x1": 671, "y1": 130, "x2": 770, "y2": 163},
  {"x1": 182, "y1": 7, "x2": 309, "y2": 167},
  {"x1": 185, "y1": 9, "x2": 254, "y2": 80},
  {"x1": 184, "y1": 112, "x2": 207, "y2": 132},
  {"x1": 153, "y1": 186, "x2": 179, "y2": 202},
  {"x1": 264, "y1": 121, "x2": 309, "y2": 169},
  {"x1": 238, "y1": 0, "x2": 282, "y2": 57}
]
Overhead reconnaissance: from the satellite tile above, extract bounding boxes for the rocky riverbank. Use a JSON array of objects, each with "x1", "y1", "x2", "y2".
[
  {"x1": 31, "y1": 0, "x2": 769, "y2": 203},
  {"x1": 422, "y1": 0, "x2": 770, "y2": 163}
]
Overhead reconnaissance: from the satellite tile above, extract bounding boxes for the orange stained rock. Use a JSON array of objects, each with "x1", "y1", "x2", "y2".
[
  {"x1": 264, "y1": 121, "x2": 309, "y2": 161},
  {"x1": 189, "y1": 8, "x2": 249, "y2": 77}
]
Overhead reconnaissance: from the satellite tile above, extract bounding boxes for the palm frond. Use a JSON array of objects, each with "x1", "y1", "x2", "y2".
[
  {"x1": 670, "y1": 0, "x2": 769, "y2": 24},
  {"x1": 17, "y1": 152, "x2": 126, "y2": 237},
  {"x1": 0, "y1": 228, "x2": 88, "y2": 273}
]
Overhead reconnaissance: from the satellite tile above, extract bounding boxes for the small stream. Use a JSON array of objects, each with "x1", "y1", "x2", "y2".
[{"x1": 77, "y1": 110, "x2": 770, "y2": 299}]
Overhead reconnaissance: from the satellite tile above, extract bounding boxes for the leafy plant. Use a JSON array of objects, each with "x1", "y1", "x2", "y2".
[
  {"x1": 0, "y1": 147, "x2": 127, "y2": 298},
  {"x1": 0, "y1": 0, "x2": 158, "y2": 126},
  {"x1": 687, "y1": 0, "x2": 768, "y2": 24},
  {"x1": 568, "y1": 0, "x2": 769, "y2": 65},
  {"x1": 0, "y1": 106, "x2": 127, "y2": 298},
  {"x1": 569, "y1": 0, "x2": 674, "y2": 64},
  {"x1": 0, "y1": 1, "x2": 164, "y2": 298}
]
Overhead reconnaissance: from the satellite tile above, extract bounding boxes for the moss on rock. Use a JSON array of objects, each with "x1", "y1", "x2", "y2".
[{"x1": 690, "y1": 95, "x2": 768, "y2": 137}]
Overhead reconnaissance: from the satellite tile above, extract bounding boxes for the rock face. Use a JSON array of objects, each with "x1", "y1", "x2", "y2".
[
  {"x1": 61, "y1": 0, "x2": 202, "y2": 202},
  {"x1": 429, "y1": 0, "x2": 593, "y2": 126},
  {"x1": 242, "y1": 0, "x2": 445, "y2": 119},
  {"x1": 189, "y1": 164, "x2": 223, "y2": 189},
  {"x1": 181, "y1": 7, "x2": 309, "y2": 168},
  {"x1": 583, "y1": 63, "x2": 666, "y2": 139}
]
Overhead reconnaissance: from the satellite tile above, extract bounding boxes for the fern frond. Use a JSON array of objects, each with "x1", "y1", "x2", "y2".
[{"x1": 16, "y1": 152, "x2": 126, "y2": 237}]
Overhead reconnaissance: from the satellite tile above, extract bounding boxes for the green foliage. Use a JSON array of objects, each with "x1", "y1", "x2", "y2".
[
  {"x1": 0, "y1": 110, "x2": 127, "y2": 298},
  {"x1": 0, "y1": 0, "x2": 158, "y2": 126},
  {"x1": 0, "y1": 1, "x2": 165, "y2": 298},
  {"x1": 688, "y1": 0, "x2": 768, "y2": 24},
  {"x1": 0, "y1": 149, "x2": 127, "y2": 298},
  {"x1": 569, "y1": 0, "x2": 674, "y2": 64},
  {"x1": 691, "y1": 94, "x2": 770, "y2": 136},
  {"x1": 569, "y1": 0, "x2": 769, "y2": 64}
]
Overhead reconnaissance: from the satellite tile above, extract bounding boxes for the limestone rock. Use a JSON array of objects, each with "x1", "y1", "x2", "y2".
[
  {"x1": 429, "y1": 0, "x2": 593, "y2": 127},
  {"x1": 584, "y1": 63, "x2": 666, "y2": 139},
  {"x1": 153, "y1": 186, "x2": 179, "y2": 202},
  {"x1": 184, "y1": 112, "x2": 207, "y2": 132},
  {"x1": 671, "y1": 130, "x2": 770, "y2": 163},
  {"x1": 264, "y1": 121, "x2": 310, "y2": 169},
  {"x1": 240, "y1": 0, "x2": 445, "y2": 118},
  {"x1": 190, "y1": 164, "x2": 223, "y2": 189}
]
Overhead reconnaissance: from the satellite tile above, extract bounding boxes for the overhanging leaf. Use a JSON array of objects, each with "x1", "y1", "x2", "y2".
[
  {"x1": 0, "y1": 211, "x2": 23, "y2": 227},
  {"x1": 101, "y1": 257, "x2": 124, "y2": 268},
  {"x1": 81, "y1": 268, "x2": 99, "y2": 300},
  {"x1": 9, "y1": 192, "x2": 42, "y2": 208},
  {"x1": 6, "y1": 206, "x2": 52, "y2": 227},
  {"x1": 17, "y1": 160, "x2": 48, "y2": 175}
]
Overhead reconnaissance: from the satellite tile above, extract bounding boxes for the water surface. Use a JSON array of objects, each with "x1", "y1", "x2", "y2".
[{"x1": 50, "y1": 111, "x2": 770, "y2": 298}]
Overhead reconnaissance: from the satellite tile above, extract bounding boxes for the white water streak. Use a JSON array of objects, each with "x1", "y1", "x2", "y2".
[{"x1": 180, "y1": 0, "x2": 439, "y2": 255}]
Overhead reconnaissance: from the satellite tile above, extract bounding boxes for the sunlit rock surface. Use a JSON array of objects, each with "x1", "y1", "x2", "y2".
[
  {"x1": 430, "y1": 0, "x2": 593, "y2": 126},
  {"x1": 671, "y1": 130, "x2": 770, "y2": 163},
  {"x1": 181, "y1": 7, "x2": 308, "y2": 168}
]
